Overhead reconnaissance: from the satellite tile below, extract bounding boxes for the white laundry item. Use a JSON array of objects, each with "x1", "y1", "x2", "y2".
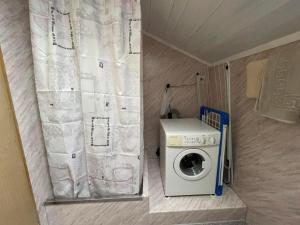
[
  {"x1": 255, "y1": 43, "x2": 300, "y2": 123},
  {"x1": 29, "y1": 0, "x2": 143, "y2": 198},
  {"x1": 160, "y1": 88, "x2": 172, "y2": 117}
]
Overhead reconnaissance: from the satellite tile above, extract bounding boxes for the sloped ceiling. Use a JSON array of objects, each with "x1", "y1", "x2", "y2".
[{"x1": 141, "y1": 0, "x2": 300, "y2": 64}]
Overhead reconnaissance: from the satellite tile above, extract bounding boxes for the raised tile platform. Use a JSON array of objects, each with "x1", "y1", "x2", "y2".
[
  {"x1": 44, "y1": 156, "x2": 246, "y2": 225},
  {"x1": 148, "y1": 158, "x2": 247, "y2": 224}
]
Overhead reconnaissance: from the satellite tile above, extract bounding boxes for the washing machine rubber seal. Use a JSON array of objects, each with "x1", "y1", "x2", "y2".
[{"x1": 173, "y1": 148, "x2": 212, "y2": 181}]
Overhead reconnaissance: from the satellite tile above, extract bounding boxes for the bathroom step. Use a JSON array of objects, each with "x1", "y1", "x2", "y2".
[
  {"x1": 44, "y1": 157, "x2": 246, "y2": 225},
  {"x1": 147, "y1": 158, "x2": 247, "y2": 225},
  {"x1": 177, "y1": 221, "x2": 246, "y2": 225}
]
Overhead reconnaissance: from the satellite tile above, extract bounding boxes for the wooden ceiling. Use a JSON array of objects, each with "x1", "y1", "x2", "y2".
[{"x1": 141, "y1": 0, "x2": 300, "y2": 64}]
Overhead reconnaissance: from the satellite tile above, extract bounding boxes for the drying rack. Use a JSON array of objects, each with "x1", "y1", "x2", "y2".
[{"x1": 200, "y1": 106, "x2": 230, "y2": 196}]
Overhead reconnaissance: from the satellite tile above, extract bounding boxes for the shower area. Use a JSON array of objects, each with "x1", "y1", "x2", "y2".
[{"x1": 29, "y1": 0, "x2": 143, "y2": 199}]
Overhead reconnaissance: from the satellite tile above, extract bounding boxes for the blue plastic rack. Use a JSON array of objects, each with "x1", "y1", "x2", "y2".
[{"x1": 200, "y1": 106, "x2": 229, "y2": 196}]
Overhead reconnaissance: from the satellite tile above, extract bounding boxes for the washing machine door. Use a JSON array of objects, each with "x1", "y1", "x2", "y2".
[{"x1": 174, "y1": 148, "x2": 212, "y2": 181}]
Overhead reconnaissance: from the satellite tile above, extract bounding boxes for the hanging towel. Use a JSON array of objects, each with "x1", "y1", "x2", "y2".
[
  {"x1": 160, "y1": 87, "x2": 172, "y2": 117},
  {"x1": 246, "y1": 59, "x2": 268, "y2": 98},
  {"x1": 255, "y1": 43, "x2": 300, "y2": 123}
]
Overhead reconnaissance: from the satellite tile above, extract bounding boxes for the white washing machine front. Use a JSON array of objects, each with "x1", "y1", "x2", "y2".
[
  {"x1": 160, "y1": 118, "x2": 221, "y2": 196},
  {"x1": 173, "y1": 148, "x2": 212, "y2": 181}
]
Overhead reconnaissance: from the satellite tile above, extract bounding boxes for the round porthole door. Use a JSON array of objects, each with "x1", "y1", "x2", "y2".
[{"x1": 173, "y1": 149, "x2": 212, "y2": 181}]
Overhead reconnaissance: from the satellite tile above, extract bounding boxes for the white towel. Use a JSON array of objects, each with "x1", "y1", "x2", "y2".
[{"x1": 255, "y1": 43, "x2": 300, "y2": 123}]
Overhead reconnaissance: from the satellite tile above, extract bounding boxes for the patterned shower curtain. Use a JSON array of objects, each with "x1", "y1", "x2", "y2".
[{"x1": 29, "y1": 0, "x2": 143, "y2": 198}]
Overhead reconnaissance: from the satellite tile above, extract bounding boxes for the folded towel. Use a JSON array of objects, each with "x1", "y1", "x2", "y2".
[
  {"x1": 246, "y1": 59, "x2": 268, "y2": 98},
  {"x1": 255, "y1": 43, "x2": 300, "y2": 123}
]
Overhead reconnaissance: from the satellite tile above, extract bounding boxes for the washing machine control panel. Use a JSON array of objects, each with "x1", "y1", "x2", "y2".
[{"x1": 166, "y1": 134, "x2": 220, "y2": 147}]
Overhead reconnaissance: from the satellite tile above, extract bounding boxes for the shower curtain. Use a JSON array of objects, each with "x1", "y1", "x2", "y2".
[{"x1": 29, "y1": 0, "x2": 143, "y2": 198}]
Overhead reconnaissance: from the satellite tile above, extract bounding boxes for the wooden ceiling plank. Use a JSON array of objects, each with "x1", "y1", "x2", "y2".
[
  {"x1": 184, "y1": 0, "x2": 262, "y2": 53},
  {"x1": 141, "y1": 0, "x2": 152, "y2": 30},
  {"x1": 146, "y1": 0, "x2": 174, "y2": 38},
  {"x1": 213, "y1": 31, "x2": 300, "y2": 65},
  {"x1": 194, "y1": 0, "x2": 290, "y2": 57},
  {"x1": 205, "y1": 0, "x2": 300, "y2": 62},
  {"x1": 162, "y1": 0, "x2": 188, "y2": 40},
  {"x1": 164, "y1": 0, "x2": 223, "y2": 48},
  {"x1": 141, "y1": 0, "x2": 300, "y2": 64}
]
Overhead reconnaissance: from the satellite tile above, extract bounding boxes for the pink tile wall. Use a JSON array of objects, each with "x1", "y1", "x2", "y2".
[
  {"x1": 143, "y1": 35, "x2": 209, "y2": 158},
  {"x1": 0, "y1": 1, "x2": 52, "y2": 224},
  {"x1": 208, "y1": 41, "x2": 300, "y2": 225}
]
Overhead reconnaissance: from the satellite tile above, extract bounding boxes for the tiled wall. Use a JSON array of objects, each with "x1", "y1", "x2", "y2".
[
  {"x1": 0, "y1": 1, "x2": 52, "y2": 225},
  {"x1": 230, "y1": 42, "x2": 300, "y2": 225},
  {"x1": 208, "y1": 41, "x2": 300, "y2": 225},
  {"x1": 143, "y1": 35, "x2": 209, "y2": 158}
]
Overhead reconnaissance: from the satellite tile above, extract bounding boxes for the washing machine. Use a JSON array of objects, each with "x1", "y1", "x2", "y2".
[{"x1": 160, "y1": 118, "x2": 221, "y2": 196}]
